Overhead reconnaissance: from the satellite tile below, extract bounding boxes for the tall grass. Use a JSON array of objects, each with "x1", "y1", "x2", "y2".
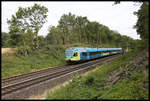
[
  {"x1": 46, "y1": 51, "x2": 148, "y2": 100},
  {"x1": 1, "y1": 43, "x2": 119, "y2": 78},
  {"x1": 2, "y1": 45, "x2": 66, "y2": 78}
]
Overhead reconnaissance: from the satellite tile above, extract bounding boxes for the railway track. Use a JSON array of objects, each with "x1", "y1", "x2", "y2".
[
  {"x1": 2, "y1": 54, "x2": 121, "y2": 99},
  {"x1": 2, "y1": 65, "x2": 71, "y2": 86}
]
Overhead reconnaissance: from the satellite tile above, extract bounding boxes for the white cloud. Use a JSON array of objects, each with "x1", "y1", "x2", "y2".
[{"x1": 2, "y1": 1, "x2": 141, "y2": 39}]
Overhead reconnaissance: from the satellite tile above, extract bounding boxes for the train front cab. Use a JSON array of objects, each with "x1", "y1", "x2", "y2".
[
  {"x1": 65, "y1": 51, "x2": 81, "y2": 63},
  {"x1": 70, "y1": 51, "x2": 80, "y2": 61}
]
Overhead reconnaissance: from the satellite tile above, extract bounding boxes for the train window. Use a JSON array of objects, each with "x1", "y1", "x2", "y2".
[
  {"x1": 103, "y1": 51, "x2": 108, "y2": 53},
  {"x1": 98, "y1": 52, "x2": 101, "y2": 54},
  {"x1": 73, "y1": 52, "x2": 78, "y2": 57},
  {"x1": 66, "y1": 51, "x2": 72, "y2": 56},
  {"x1": 89, "y1": 52, "x2": 91, "y2": 55},
  {"x1": 89, "y1": 52, "x2": 93, "y2": 55},
  {"x1": 89, "y1": 52, "x2": 98, "y2": 55},
  {"x1": 82, "y1": 52, "x2": 87, "y2": 56}
]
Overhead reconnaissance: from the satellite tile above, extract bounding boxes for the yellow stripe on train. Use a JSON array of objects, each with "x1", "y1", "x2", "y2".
[
  {"x1": 103, "y1": 52, "x2": 109, "y2": 56},
  {"x1": 112, "y1": 52, "x2": 117, "y2": 54}
]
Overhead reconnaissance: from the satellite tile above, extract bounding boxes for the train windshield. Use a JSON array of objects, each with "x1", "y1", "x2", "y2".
[
  {"x1": 66, "y1": 51, "x2": 73, "y2": 56},
  {"x1": 66, "y1": 47, "x2": 75, "y2": 56}
]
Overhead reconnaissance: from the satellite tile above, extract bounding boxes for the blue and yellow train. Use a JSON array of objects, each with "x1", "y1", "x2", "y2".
[{"x1": 65, "y1": 47, "x2": 122, "y2": 63}]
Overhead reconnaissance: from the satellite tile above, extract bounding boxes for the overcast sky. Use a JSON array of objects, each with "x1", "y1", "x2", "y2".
[{"x1": 2, "y1": 1, "x2": 141, "y2": 39}]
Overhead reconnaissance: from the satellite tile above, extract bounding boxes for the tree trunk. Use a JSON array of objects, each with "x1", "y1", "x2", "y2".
[{"x1": 23, "y1": 37, "x2": 28, "y2": 56}]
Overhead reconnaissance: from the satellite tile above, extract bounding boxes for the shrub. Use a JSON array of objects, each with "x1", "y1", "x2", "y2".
[
  {"x1": 84, "y1": 76, "x2": 94, "y2": 85},
  {"x1": 16, "y1": 46, "x2": 32, "y2": 56}
]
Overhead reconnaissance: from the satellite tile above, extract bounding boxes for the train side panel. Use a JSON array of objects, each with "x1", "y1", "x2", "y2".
[
  {"x1": 80, "y1": 52, "x2": 89, "y2": 61},
  {"x1": 65, "y1": 47, "x2": 122, "y2": 63},
  {"x1": 80, "y1": 49, "x2": 121, "y2": 61}
]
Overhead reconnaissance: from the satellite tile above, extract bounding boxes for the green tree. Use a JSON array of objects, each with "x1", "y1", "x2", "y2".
[
  {"x1": 134, "y1": 2, "x2": 149, "y2": 48},
  {"x1": 114, "y1": 1, "x2": 149, "y2": 50},
  {"x1": 2, "y1": 32, "x2": 10, "y2": 47},
  {"x1": 58, "y1": 12, "x2": 76, "y2": 45},
  {"x1": 7, "y1": 3, "x2": 48, "y2": 56},
  {"x1": 75, "y1": 16, "x2": 89, "y2": 43},
  {"x1": 38, "y1": 35, "x2": 46, "y2": 48},
  {"x1": 46, "y1": 12, "x2": 135, "y2": 49},
  {"x1": 85, "y1": 21, "x2": 100, "y2": 45},
  {"x1": 46, "y1": 26, "x2": 62, "y2": 45}
]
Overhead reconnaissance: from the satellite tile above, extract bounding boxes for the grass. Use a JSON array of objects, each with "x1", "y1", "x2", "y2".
[
  {"x1": 46, "y1": 51, "x2": 149, "y2": 100},
  {"x1": 2, "y1": 44, "x2": 148, "y2": 99},
  {"x1": 2, "y1": 45, "x2": 66, "y2": 78},
  {"x1": 1, "y1": 43, "x2": 117, "y2": 79},
  {"x1": 98, "y1": 71, "x2": 148, "y2": 100}
]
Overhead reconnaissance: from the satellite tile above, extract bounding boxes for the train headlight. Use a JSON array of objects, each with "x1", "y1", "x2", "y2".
[{"x1": 65, "y1": 58, "x2": 70, "y2": 60}]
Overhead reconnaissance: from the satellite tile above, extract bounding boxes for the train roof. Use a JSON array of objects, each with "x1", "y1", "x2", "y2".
[{"x1": 66, "y1": 47, "x2": 122, "y2": 52}]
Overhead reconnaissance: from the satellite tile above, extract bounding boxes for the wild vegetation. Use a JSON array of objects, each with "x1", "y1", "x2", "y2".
[
  {"x1": 2, "y1": 3, "x2": 136, "y2": 78},
  {"x1": 2, "y1": 45, "x2": 66, "y2": 78},
  {"x1": 2, "y1": 2, "x2": 149, "y2": 99},
  {"x1": 46, "y1": 51, "x2": 149, "y2": 100},
  {"x1": 46, "y1": 50, "x2": 148, "y2": 100},
  {"x1": 45, "y1": 2, "x2": 149, "y2": 100},
  {"x1": 2, "y1": 3, "x2": 137, "y2": 53},
  {"x1": 133, "y1": 2, "x2": 149, "y2": 52}
]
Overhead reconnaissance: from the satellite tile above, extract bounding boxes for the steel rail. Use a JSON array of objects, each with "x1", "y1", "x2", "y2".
[
  {"x1": 2, "y1": 54, "x2": 121, "y2": 96},
  {"x1": 2, "y1": 65, "x2": 70, "y2": 86}
]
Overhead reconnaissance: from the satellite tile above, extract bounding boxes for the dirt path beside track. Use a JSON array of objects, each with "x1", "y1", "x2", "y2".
[{"x1": 2, "y1": 48, "x2": 17, "y2": 54}]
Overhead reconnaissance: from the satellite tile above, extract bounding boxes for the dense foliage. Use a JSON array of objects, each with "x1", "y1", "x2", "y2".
[
  {"x1": 6, "y1": 3, "x2": 48, "y2": 56},
  {"x1": 2, "y1": 3, "x2": 138, "y2": 55},
  {"x1": 46, "y1": 51, "x2": 148, "y2": 99},
  {"x1": 114, "y1": 1, "x2": 149, "y2": 51},
  {"x1": 2, "y1": 2, "x2": 149, "y2": 55},
  {"x1": 45, "y1": 2, "x2": 149, "y2": 100},
  {"x1": 2, "y1": 32, "x2": 10, "y2": 47},
  {"x1": 2, "y1": 2, "x2": 149, "y2": 99},
  {"x1": 2, "y1": 45, "x2": 66, "y2": 78},
  {"x1": 46, "y1": 12, "x2": 135, "y2": 51},
  {"x1": 133, "y1": 2, "x2": 149, "y2": 49}
]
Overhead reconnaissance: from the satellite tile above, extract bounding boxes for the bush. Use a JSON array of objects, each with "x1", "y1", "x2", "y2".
[
  {"x1": 16, "y1": 46, "x2": 32, "y2": 56},
  {"x1": 84, "y1": 76, "x2": 94, "y2": 85}
]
